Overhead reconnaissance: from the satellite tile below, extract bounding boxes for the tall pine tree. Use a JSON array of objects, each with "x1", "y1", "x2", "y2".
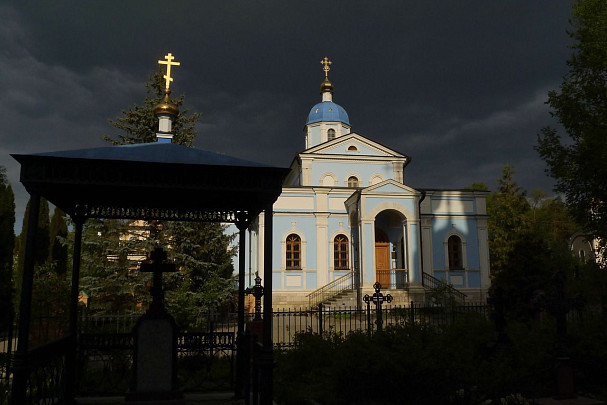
[
  {"x1": 49, "y1": 207, "x2": 69, "y2": 275},
  {"x1": 0, "y1": 167, "x2": 16, "y2": 330},
  {"x1": 486, "y1": 165, "x2": 530, "y2": 277},
  {"x1": 14, "y1": 197, "x2": 51, "y2": 313},
  {"x1": 104, "y1": 71, "x2": 199, "y2": 146},
  {"x1": 81, "y1": 71, "x2": 235, "y2": 322}
]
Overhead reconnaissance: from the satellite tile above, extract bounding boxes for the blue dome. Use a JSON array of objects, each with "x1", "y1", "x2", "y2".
[{"x1": 306, "y1": 101, "x2": 350, "y2": 125}]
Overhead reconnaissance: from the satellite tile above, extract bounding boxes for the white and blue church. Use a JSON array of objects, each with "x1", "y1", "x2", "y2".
[{"x1": 243, "y1": 59, "x2": 490, "y2": 308}]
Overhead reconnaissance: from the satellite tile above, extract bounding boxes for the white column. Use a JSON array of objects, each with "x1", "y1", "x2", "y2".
[{"x1": 315, "y1": 214, "x2": 329, "y2": 286}]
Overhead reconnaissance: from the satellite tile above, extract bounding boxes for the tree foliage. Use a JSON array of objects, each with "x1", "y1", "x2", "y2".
[
  {"x1": 81, "y1": 72, "x2": 236, "y2": 325},
  {"x1": 104, "y1": 71, "x2": 200, "y2": 146},
  {"x1": 79, "y1": 219, "x2": 150, "y2": 312},
  {"x1": 536, "y1": 0, "x2": 607, "y2": 262},
  {"x1": 464, "y1": 182, "x2": 489, "y2": 191},
  {"x1": 14, "y1": 197, "x2": 51, "y2": 313},
  {"x1": 49, "y1": 207, "x2": 69, "y2": 275},
  {"x1": 486, "y1": 165, "x2": 589, "y2": 320},
  {"x1": 487, "y1": 165, "x2": 530, "y2": 276},
  {"x1": 0, "y1": 167, "x2": 15, "y2": 330}
]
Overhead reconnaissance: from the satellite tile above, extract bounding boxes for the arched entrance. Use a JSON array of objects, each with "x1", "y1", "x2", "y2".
[{"x1": 374, "y1": 209, "x2": 407, "y2": 289}]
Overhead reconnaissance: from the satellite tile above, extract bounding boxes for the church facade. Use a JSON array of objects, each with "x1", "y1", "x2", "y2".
[{"x1": 242, "y1": 60, "x2": 490, "y2": 308}]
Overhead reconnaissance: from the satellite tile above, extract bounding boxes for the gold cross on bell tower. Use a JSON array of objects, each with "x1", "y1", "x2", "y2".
[
  {"x1": 158, "y1": 53, "x2": 181, "y2": 90},
  {"x1": 320, "y1": 56, "x2": 332, "y2": 79}
]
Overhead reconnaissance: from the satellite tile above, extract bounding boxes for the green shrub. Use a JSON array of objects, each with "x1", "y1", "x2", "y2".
[{"x1": 274, "y1": 313, "x2": 597, "y2": 404}]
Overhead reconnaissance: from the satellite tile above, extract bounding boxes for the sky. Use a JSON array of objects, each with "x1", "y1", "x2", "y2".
[{"x1": 1, "y1": 1, "x2": 574, "y2": 233}]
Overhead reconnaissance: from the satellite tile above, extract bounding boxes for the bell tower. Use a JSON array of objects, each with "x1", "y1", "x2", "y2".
[{"x1": 304, "y1": 57, "x2": 351, "y2": 149}]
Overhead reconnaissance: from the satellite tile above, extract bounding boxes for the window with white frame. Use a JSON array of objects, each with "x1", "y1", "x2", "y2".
[
  {"x1": 286, "y1": 234, "x2": 301, "y2": 269},
  {"x1": 333, "y1": 234, "x2": 349, "y2": 270},
  {"x1": 447, "y1": 235, "x2": 463, "y2": 270},
  {"x1": 327, "y1": 128, "x2": 336, "y2": 141}
]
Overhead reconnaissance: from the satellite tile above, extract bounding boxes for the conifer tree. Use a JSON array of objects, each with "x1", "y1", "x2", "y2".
[
  {"x1": 0, "y1": 167, "x2": 16, "y2": 330},
  {"x1": 49, "y1": 207, "x2": 69, "y2": 275},
  {"x1": 81, "y1": 72, "x2": 235, "y2": 320},
  {"x1": 487, "y1": 165, "x2": 530, "y2": 276},
  {"x1": 17, "y1": 198, "x2": 51, "y2": 271},
  {"x1": 104, "y1": 71, "x2": 199, "y2": 146},
  {"x1": 13, "y1": 197, "x2": 51, "y2": 313}
]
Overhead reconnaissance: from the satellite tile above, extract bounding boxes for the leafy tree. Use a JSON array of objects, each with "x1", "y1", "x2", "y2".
[
  {"x1": 487, "y1": 165, "x2": 530, "y2": 276},
  {"x1": 536, "y1": 0, "x2": 607, "y2": 262},
  {"x1": 0, "y1": 167, "x2": 15, "y2": 330},
  {"x1": 49, "y1": 207, "x2": 69, "y2": 275},
  {"x1": 464, "y1": 182, "x2": 489, "y2": 191},
  {"x1": 528, "y1": 195, "x2": 579, "y2": 251},
  {"x1": 30, "y1": 261, "x2": 70, "y2": 345},
  {"x1": 104, "y1": 71, "x2": 200, "y2": 146},
  {"x1": 81, "y1": 72, "x2": 236, "y2": 322}
]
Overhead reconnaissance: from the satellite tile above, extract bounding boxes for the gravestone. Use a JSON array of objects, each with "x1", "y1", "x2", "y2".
[{"x1": 126, "y1": 247, "x2": 184, "y2": 404}]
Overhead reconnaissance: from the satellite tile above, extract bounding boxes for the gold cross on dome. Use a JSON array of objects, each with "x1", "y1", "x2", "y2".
[
  {"x1": 320, "y1": 56, "x2": 332, "y2": 79},
  {"x1": 158, "y1": 53, "x2": 181, "y2": 90}
]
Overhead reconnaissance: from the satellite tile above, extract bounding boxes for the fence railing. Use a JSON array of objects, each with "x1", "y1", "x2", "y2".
[
  {"x1": 17, "y1": 335, "x2": 72, "y2": 405},
  {"x1": 273, "y1": 302, "x2": 489, "y2": 347},
  {"x1": 375, "y1": 269, "x2": 409, "y2": 289},
  {"x1": 422, "y1": 272, "x2": 467, "y2": 303},
  {"x1": 78, "y1": 303, "x2": 489, "y2": 350},
  {"x1": 4, "y1": 303, "x2": 488, "y2": 401},
  {"x1": 307, "y1": 271, "x2": 355, "y2": 307},
  {"x1": 1, "y1": 324, "x2": 16, "y2": 383}
]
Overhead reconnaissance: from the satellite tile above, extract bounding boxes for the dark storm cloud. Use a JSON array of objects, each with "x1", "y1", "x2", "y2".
[{"x1": 1, "y1": 1, "x2": 572, "y2": 231}]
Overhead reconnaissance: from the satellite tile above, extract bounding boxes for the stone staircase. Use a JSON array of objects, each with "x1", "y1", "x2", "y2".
[
  {"x1": 322, "y1": 289, "x2": 358, "y2": 308},
  {"x1": 323, "y1": 288, "x2": 413, "y2": 308}
]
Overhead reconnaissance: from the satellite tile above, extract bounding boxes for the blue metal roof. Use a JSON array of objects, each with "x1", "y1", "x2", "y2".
[
  {"x1": 306, "y1": 101, "x2": 350, "y2": 125},
  {"x1": 33, "y1": 142, "x2": 271, "y2": 168}
]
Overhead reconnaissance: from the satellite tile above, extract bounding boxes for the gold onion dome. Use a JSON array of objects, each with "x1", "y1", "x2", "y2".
[
  {"x1": 320, "y1": 78, "x2": 333, "y2": 94},
  {"x1": 153, "y1": 90, "x2": 179, "y2": 117}
]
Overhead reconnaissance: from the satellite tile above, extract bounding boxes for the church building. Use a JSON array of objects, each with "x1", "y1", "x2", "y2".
[{"x1": 243, "y1": 58, "x2": 490, "y2": 308}]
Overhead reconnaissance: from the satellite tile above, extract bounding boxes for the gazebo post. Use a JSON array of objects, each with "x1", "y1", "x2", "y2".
[
  {"x1": 65, "y1": 217, "x2": 84, "y2": 402},
  {"x1": 11, "y1": 192, "x2": 40, "y2": 404},
  {"x1": 235, "y1": 220, "x2": 247, "y2": 399},
  {"x1": 260, "y1": 207, "x2": 273, "y2": 405}
]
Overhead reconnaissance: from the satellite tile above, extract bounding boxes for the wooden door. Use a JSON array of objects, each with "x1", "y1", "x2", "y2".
[{"x1": 375, "y1": 243, "x2": 390, "y2": 288}]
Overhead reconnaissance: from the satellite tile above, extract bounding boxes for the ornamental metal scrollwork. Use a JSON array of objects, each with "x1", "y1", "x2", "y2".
[{"x1": 80, "y1": 204, "x2": 241, "y2": 223}]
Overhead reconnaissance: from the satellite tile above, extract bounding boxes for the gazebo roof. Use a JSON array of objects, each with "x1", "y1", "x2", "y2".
[
  {"x1": 12, "y1": 142, "x2": 289, "y2": 223},
  {"x1": 32, "y1": 142, "x2": 271, "y2": 167}
]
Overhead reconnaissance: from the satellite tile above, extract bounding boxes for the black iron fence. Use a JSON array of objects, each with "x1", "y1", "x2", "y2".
[
  {"x1": 78, "y1": 302, "x2": 489, "y2": 350},
  {"x1": 1, "y1": 323, "x2": 16, "y2": 405},
  {"x1": 1, "y1": 324, "x2": 16, "y2": 382},
  {"x1": 2, "y1": 303, "x2": 488, "y2": 402},
  {"x1": 274, "y1": 302, "x2": 489, "y2": 347}
]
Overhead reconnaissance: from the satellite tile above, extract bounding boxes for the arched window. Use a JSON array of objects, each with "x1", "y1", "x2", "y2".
[
  {"x1": 327, "y1": 128, "x2": 336, "y2": 141},
  {"x1": 286, "y1": 234, "x2": 301, "y2": 269},
  {"x1": 448, "y1": 235, "x2": 463, "y2": 270},
  {"x1": 347, "y1": 176, "x2": 359, "y2": 188},
  {"x1": 334, "y1": 234, "x2": 349, "y2": 269},
  {"x1": 347, "y1": 145, "x2": 358, "y2": 151}
]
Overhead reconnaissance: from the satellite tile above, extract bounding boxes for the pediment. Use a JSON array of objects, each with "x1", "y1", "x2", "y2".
[
  {"x1": 302, "y1": 133, "x2": 407, "y2": 158},
  {"x1": 362, "y1": 179, "x2": 419, "y2": 195}
]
